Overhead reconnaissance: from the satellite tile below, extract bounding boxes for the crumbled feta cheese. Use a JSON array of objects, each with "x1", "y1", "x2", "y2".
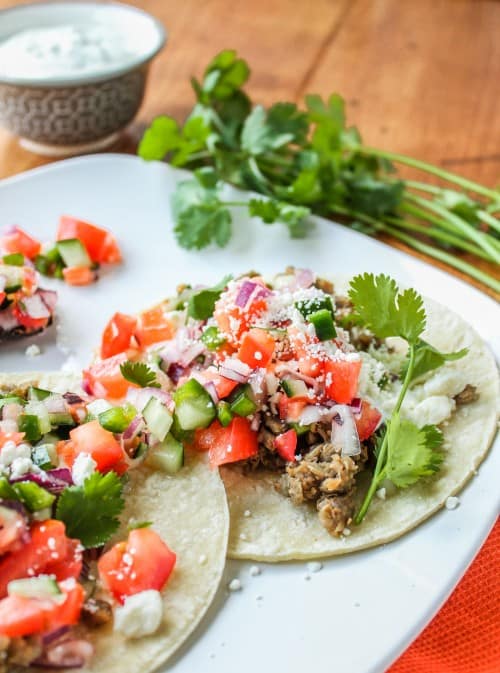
[
  {"x1": 198, "y1": 554, "x2": 207, "y2": 565},
  {"x1": 114, "y1": 590, "x2": 163, "y2": 638},
  {"x1": 71, "y1": 452, "x2": 97, "y2": 486},
  {"x1": 342, "y1": 527, "x2": 351, "y2": 536},
  {"x1": 249, "y1": 565, "x2": 261, "y2": 576},
  {"x1": 307, "y1": 561, "x2": 323, "y2": 573},
  {"x1": 25, "y1": 344, "x2": 41, "y2": 357},
  {"x1": 243, "y1": 509, "x2": 252, "y2": 517},
  {"x1": 254, "y1": 351, "x2": 262, "y2": 361},
  {"x1": 228, "y1": 578, "x2": 242, "y2": 592},
  {"x1": 0, "y1": 441, "x2": 31, "y2": 467},
  {"x1": 239, "y1": 533, "x2": 247, "y2": 540},
  {"x1": 445, "y1": 496, "x2": 460, "y2": 510},
  {"x1": 376, "y1": 487, "x2": 387, "y2": 500},
  {"x1": 408, "y1": 396, "x2": 455, "y2": 427},
  {"x1": 10, "y1": 457, "x2": 34, "y2": 479}
]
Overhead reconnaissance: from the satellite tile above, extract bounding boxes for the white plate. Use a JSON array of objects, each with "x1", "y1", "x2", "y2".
[{"x1": 0, "y1": 155, "x2": 498, "y2": 673}]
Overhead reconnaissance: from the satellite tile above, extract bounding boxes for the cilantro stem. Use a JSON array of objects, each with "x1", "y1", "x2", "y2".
[
  {"x1": 360, "y1": 147, "x2": 500, "y2": 201},
  {"x1": 404, "y1": 194, "x2": 500, "y2": 263},
  {"x1": 355, "y1": 344, "x2": 416, "y2": 524},
  {"x1": 330, "y1": 205, "x2": 500, "y2": 293},
  {"x1": 385, "y1": 216, "x2": 494, "y2": 262},
  {"x1": 478, "y1": 210, "x2": 500, "y2": 236}
]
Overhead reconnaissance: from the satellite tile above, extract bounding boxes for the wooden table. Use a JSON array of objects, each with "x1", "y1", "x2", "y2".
[{"x1": 0, "y1": 0, "x2": 499, "y2": 298}]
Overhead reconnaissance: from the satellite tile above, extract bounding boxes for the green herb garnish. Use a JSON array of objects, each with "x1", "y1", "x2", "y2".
[
  {"x1": 187, "y1": 274, "x2": 232, "y2": 320},
  {"x1": 120, "y1": 361, "x2": 160, "y2": 388}
]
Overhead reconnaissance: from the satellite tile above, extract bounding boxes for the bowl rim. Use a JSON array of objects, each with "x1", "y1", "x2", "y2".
[{"x1": 0, "y1": 0, "x2": 167, "y2": 87}]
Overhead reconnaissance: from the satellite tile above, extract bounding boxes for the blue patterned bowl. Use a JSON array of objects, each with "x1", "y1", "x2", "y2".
[{"x1": 0, "y1": 2, "x2": 166, "y2": 156}]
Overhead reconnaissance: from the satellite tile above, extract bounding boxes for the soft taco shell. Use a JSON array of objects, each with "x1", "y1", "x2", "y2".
[
  {"x1": 223, "y1": 296, "x2": 499, "y2": 561},
  {"x1": 0, "y1": 372, "x2": 230, "y2": 671}
]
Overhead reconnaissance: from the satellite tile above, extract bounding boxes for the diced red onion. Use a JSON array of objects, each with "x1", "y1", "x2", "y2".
[
  {"x1": 0, "y1": 502, "x2": 30, "y2": 554},
  {"x1": 350, "y1": 397, "x2": 362, "y2": 414},
  {"x1": 294, "y1": 268, "x2": 315, "y2": 289},
  {"x1": 2, "y1": 402, "x2": 23, "y2": 421},
  {"x1": 123, "y1": 415, "x2": 146, "y2": 441},
  {"x1": 218, "y1": 367, "x2": 247, "y2": 383},
  {"x1": 250, "y1": 413, "x2": 261, "y2": 431},
  {"x1": 330, "y1": 405, "x2": 361, "y2": 456},
  {"x1": 204, "y1": 381, "x2": 219, "y2": 405},
  {"x1": 0, "y1": 276, "x2": 5, "y2": 293},
  {"x1": 63, "y1": 392, "x2": 84, "y2": 405},
  {"x1": 265, "y1": 372, "x2": 279, "y2": 395},
  {"x1": 0, "y1": 307, "x2": 18, "y2": 331},
  {"x1": 126, "y1": 387, "x2": 173, "y2": 413},
  {"x1": 20, "y1": 293, "x2": 51, "y2": 319},
  {"x1": 11, "y1": 468, "x2": 73, "y2": 494},
  {"x1": 276, "y1": 365, "x2": 319, "y2": 391},
  {"x1": 37, "y1": 288, "x2": 58, "y2": 313},
  {"x1": 248, "y1": 369, "x2": 266, "y2": 402},
  {"x1": 235, "y1": 281, "x2": 258, "y2": 308},
  {"x1": 298, "y1": 405, "x2": 329, "y2": 426},
  {"x1": 42, "y1": 626, "x2": 71, "y2": 646},
  {"x1": 179, "y1": 342, "x2": 205, "y2": 367},
  {"x1": 167, "y1": 362, "x2": 187, "y2": 384},
  {"x1": 0, "y1": 419, "x2": 18, "y2": 433},
  {"x1": 33, "y1": 639, "x2": 94, "y2": 669},
  {"x1": 219, "y1": 358, "x2": 252, "y2": 382}
]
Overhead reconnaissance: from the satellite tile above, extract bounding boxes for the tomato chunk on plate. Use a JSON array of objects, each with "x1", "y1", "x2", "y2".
[
  {"x1": 83, "y1": 352, "x2": 132, "y2": 400},
  {"x1": 195, "y1": 417, "x2": 258, "y2": 468},
  {"x1": 134, "y1": 306, "x2": 174, "y2": 347},
  {"x1": 101, "y1": 312, "x2": 137, "y2": 359},
  {"x1": 274, "y1": 429, "x2": 297, "y2": 462},
  {"x1": 98, "y1": 527, "x2": 176, "y2": 604},
  {"x1": 1, "y1": 226, "x2": 41, "y2": 259},
  {"x1": 62, "y1": 266, "x2": 96, "y2": 286},
  {"x1": 354, "y1": 400, "x2": 382, "y2": 441},
  {"x1": 237, "y1": 328, "x2": 275, "y2": 369},
  {"x1": 57, "y1": 215, "x2": 121, "y2": 265}
]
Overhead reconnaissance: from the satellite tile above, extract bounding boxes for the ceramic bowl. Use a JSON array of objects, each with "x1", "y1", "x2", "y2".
[{"x1": 0, "y1": 1, "x2": 166, "y2": 156}]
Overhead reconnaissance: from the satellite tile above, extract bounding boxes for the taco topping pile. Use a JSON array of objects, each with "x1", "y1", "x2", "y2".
[
  {"x1": 88, "y1": 268, "x2": 474, "y2": 538},
  {"x1": 0, "y1": 385, "x2": 177, "y2": 670}
]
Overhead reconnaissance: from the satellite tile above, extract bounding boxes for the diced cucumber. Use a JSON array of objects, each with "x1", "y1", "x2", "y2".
[
  {"x1": 228, "y1": 384, "x2": 257, "y2": 417},
  {"x1": 39, "y1": 432, "x2": 61, "y2": 446},
  {"x1": 281, "y1": 378, "x2": 308, "y2": 398},
  {"x1": 0, "y1": 265, "x2": 24, "y2": 293},
  {"x1": 25, "y1": 401, "x2": 51, "y2": 435},
  {"x1": 308, "y1": 309, "x2": 336, "y2": 341},
  {"x1": 56, "y1": 238, "x2": 91, "y2": 268},
  {"x1": 2, "y1": 253, "x2": 24, "y2": 266},
  {"x1": 295, "y1": 296, "x2": 334, "y2": 319},
  {"x1": 49, "y1": 411, "x2": 75, "y2": 428},
  {"x1": 87, "y1": 399, "x2": 113, "y2": 417},
  {"x1": 143, "y1": 396, "x2": 173, "y2": 442},
  {"x1": 31, "y1": 444, "x2": 57, "y2": 470},
  {"x1": 173, "y1": 379, "x2": 216, "y2": 431},
  {"x1": 8, "y1": 576, "x2": 64, "y2": 602},
  {"x1": 27, "y1": 386, "x2": 51, "y2": 401},
  {"x1": 217, "y1": 401, "x2": 233, "y2": 427},
  {"x1": 98, "y1": 404, "x2": 136, "y2": 434},
  {"x1": 0, "y1": 396, "x2": 25, "y2": 409},
  {"x1": 13, "y1": 481, "x2": 55, "y2": 511},
  {"x1": 145, "y1": 434, "x2": 184, "y2": 474},
  {"x1": 18, "y1": 414, "x2": 42, "y2": 442},
  {"x1": 0, "y1": 477, "x2": 16, "y2": 500}
]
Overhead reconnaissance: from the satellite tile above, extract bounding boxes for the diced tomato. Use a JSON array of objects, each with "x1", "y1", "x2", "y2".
[
  {"x1": 288, "y1": 327, "x2": 324, "y2": 377},
  {"x1": 354, "y1": 401, "x2": 382, "y2": 441},
  {"x1": 324, "y1": 359, "x2": 362, "y2": 404},
  {"x1": 98, "y1": 528, "x2": 176, "y2": 604},
  {"x1": 214, "y1": 280, "x2": 269, "y2": 344},
  {"x1": 0, "y1": 292, "x2": 6, "y2": 305},
  {"x1": 12, "y1": 302, "x2": 49, "y2": 331},
  {"x1": 274, "y1": 429, "x2": 297, "y2": 462},
  {"x1": 0, "y1": 580, "x2": 84, "y2": 638},
  {"x1": 0, "y1": 520, "x2": 68, "y2": 598},
  {"x1": 1, "y1": 226, "x2": 41, "y2": 259},
  {"x1": 43, "y1": 539, "x2": 83, "y2": 582},
  {"x1": 278, "y1": 394, "x2": 308, "y2": 423},
  {"x1": 200, "y1": 368, "x2": 238, "y2": 399},
  {"x1": 0, "y1": 430, "x2": 25, "y2": 448},
  {"x1": 83, "y1": 352, "x2": 132, "y2": 399},
  {"x1": 65, "y1": 420, "x2": 124, "y2": 472},
  {"x1": 134, "y1": 306, "x2": 174, "y2": 347},
  {"x1": 194, "y1": 417, "x2": 258, "y2": 468},
  {"x1": 57, "y1": 215, "x2": 121, "y2": 265},
  {"x1": 101, "y1": 312, "x2": 137, "y2": 359},
  {"x1": 237, "y1": 328, "x2": 275, "y2": 369},
  {"x1": 62, "y1": 266, "x2": 96, "y2": 286}
]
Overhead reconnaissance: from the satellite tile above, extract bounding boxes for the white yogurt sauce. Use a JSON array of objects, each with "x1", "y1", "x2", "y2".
[{"x1": 0, "y1": 23, "x2": 148, "y2": 80}]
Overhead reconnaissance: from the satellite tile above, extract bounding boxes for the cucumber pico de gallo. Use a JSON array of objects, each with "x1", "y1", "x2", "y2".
[
  {"x1": 0, "y1": 259, "x2": 56, "y2": 342},
  {"x1": 88, "y1": 268, "x2": 386, "y2": 536},
  {"x1": 0, "y1": 216, "x2": 122, "y2": 288},
  {"x1": 0, "y1": 384, "x2": 176, "y2": 669}
]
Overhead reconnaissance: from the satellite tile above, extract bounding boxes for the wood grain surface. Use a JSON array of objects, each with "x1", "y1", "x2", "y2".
[{"x1": 0, "y1": 0, "x2": 498, "y2": 294}]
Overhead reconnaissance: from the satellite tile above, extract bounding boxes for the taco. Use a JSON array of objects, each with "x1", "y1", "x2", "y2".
[
  {"x1": 86, "y1": 269, "x2": 498, "y2": 562},
  {"x1": 0, "y1": 372, "x2": 229, "y2": 670},
  {"x1": 0, "y1": 263, "x2": 56, "y2": 343}
]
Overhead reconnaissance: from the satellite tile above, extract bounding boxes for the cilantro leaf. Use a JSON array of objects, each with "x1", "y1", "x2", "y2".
[
  {"x1": 345, "y1": 174, "x2": 404, "y2": 218},
  {"x1": 56, "y1": 472, "x2": 125, "y2": 548},
  {"x1": 385, "y1": 414, "x2": 443, "y2": 488},
  {"x1": 241, "y1": 104, "x2": 307, "y2": 155},
  {"x1": 187, "y1": 275, "x2": 232, "y2": 320},
  {"x1": 120, "y1": 361, "x2": 160, "y2": 388},
  {"x1": 138, "y1": 115, "x2": 211, "y2": 166},
  {"x1": 198, "y1": 49, "x2": 250, "y2": 101},
  {"x1": 402, "y1": 339, "x2": 468, "y2": 383},
  {"x1": 248, "y1": 198, "x2": 310, "y2": 237},
  {"x1": 348, "y1": 273, "x2": 426, "y2": 344},
  {"x1": 171, "y1": 175, "x2": 233, "y2": 250}
]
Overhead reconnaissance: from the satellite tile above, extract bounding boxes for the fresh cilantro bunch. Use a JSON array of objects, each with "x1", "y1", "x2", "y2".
[
  {"x1": 348, "y1": 274, "x2": 467, "y2": 522},
  {"x1": 139, "y1": 50, "x2": 500, "y2": 293}
]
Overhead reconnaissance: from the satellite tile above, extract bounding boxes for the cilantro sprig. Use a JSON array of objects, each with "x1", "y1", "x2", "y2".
[
  {"x1": 349, "y1": 274, "x2": 467, "y2": 523},
  {"x1": 138, "y1": 50, "x2": 500, "y2": 293},
  {"x1": 120, "y1": 361, "x2": 160, "y2": 388},
  {"x1": 56, "y1": 472, "x2": 125, "y2": 548}
]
